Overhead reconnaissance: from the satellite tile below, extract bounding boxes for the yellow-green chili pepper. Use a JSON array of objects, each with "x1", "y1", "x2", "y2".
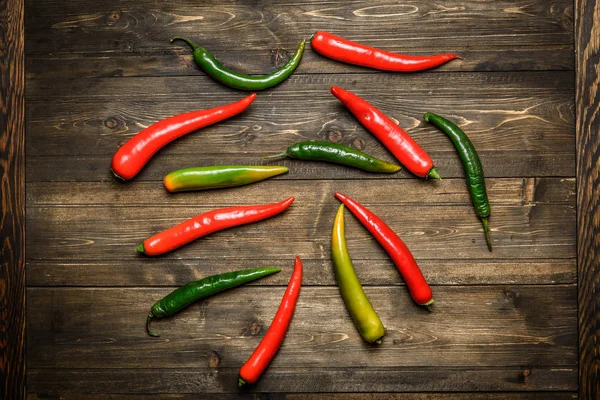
[
  {"x1": 332, "y1": 204, "x2": 385, "y2": 344},
  {"x1": 164, "y1": 165, "x2": 289, "y2": 192}
]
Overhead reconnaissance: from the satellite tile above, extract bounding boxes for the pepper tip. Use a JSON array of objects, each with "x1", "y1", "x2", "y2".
[
  {"x1": 146, "y1": 314, "x2": 159, "y2": 337},
  {"x1": 238, "y1": 377, "x2": 247, "y2": 387},
  {"x1": 137, "y1": 244, "x2": 146, "y2": 254},
  {"x1": 422, "y1": 299, "x2": 434, "y2": 312}
]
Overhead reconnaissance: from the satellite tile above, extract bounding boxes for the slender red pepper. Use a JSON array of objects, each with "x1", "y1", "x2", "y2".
[
  {"x1": 111, "y1": 93, "x2": 256, "y2": 180},
  {"x1": 335, "y1": 192, "x2": 433, "y2": 308},
  {"x1": 137, "y1": 197, "x2": 294, "y2": 256},
  {"x1": 239, "y1": 256, "x2": 302, "y2": 386},
  {"x1": 311, "y1": 31, "x2": 458, "y2": 72},
  {"x1": 330, "y1": 86, "x2": 439, "y2": 179}
]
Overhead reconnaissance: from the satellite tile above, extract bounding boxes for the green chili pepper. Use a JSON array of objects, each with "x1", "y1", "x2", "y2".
[
  {"x1": 146, "y1": 267, "x2": 281, "y2": 337},
  {"x1": 172, "y1": 37, "x2": 305, "y2": 91},
  {"x1": 423, "y1": 112, "x2": 492, "y2": 251},
  {"x1": 332, "y1": 204, "x2": 385, "y2": 344},
  {"x1": 164, "y1": 165, "x2": 289, "y2": 192},
  {"x1": 266, "y1": 141, "x2": 401, "y2": 173}
]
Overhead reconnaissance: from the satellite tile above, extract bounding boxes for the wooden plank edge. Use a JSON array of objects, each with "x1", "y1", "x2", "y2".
[
  {"x1": 0, "y1": 0, "x2": 26, "y2": 398},
  {"x1": 575, "y1": 0, "x2": 600, "y2": 399}
]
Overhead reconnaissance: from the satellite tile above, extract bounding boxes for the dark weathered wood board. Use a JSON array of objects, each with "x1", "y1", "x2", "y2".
[{"x1": 19, "y1": 0, "x2": 597, "y2": 398}]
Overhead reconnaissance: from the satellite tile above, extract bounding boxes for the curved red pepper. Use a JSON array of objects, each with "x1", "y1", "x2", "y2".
[
  {"x1": 239, "y1": 256, "x2": 302, "y2": 386},
  {"x1": 111, "y1": 93, "x2": 256, "y2": 180},
  {"x1": 138, "y1": 197, "x2": 294, "y2": 256},
  {"x1": 330, "y1": 86, "x2": 439, "y2": 179},
  {"x1": 335, "y1": 192, "x2": 433, "y2": 308},
  {"x1": 311, "y1": 31, "x2": 458, "y2": 72}
]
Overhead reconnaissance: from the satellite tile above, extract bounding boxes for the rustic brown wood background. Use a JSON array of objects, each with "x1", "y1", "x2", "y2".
[{"x1": 0, "y1": 0, "x2": 596, "y2": 398}]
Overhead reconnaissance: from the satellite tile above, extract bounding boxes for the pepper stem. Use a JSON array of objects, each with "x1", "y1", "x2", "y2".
[
  {"x1": 374, "y1": 337, "x2": 383, "y2": 345},
  {"x1": 421, "y1": 299, "x2": 434, "y2": 312},
  {"x1": 427, "y1": 167, "x2": 441, "y2": 180},
  {"x1": 238, "y1": 377, "x2": 247, "y2": 387},
  {"x1": 137, "y1": 244, "x2": 145, "y2": 254},
  {"x1": 481, "y1": 217, "x2": 492, "y2": 252},
  {"x1": 171, "y1": 36, "x2": 200, "y2": 50},
  {"x1": 263, "y1": 152, "x2": 288, "y2": 160},
  {"x1": 146, "y1": 313, "x2": 159, "y2": 337}
]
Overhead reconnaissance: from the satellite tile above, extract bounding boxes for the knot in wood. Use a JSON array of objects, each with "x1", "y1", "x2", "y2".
[
  {"x1": 105, "y1": 10, "x2": 122, "y2": 26},
  {"x1": 352, "y1": 137, "x2": 366, "y2": 151},
  {"x1": 250, "y1": 322, "x2": 263, "y2": 336},
  {"x1": 208, "y1": 351, "x2": 220, "y2": 368},
  {"x1": 104, "y1": 117, "x2": 119, "y2": 129},
  {"x1": 328, "y1": 129, "x2": 343, "y2": 143}
]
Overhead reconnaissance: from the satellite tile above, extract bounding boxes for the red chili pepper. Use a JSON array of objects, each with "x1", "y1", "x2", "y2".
[
  {"x1": 111, "y1": 93, "x2": 256, "y2": 180},
  {"x1": 239, "y1": 256, "x2": 302, "y2": 386},
  {"x1": 137, "y1": 197, "x2": 294, "y2": 256},
  {"x1": 330, "y1": 86, "x2": 439, "y2": 180},
  {"x1": 335, "y1": 192, "x2": 433, "y2": 308},
  {"x1": 311, "y1": 31, "x2": 458, "y2": 72}
]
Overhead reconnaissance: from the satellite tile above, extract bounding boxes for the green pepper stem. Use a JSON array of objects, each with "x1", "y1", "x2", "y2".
[
  {"x1": 263, "y1": 152, "x2": 288, "y2": 160},
  {"x1": 238, "y1": 377, "x2": 247, "y2": 387},
  {"x1": 146, "y1": 313, "x2": 159, "y2": 337},
  {"x1": 171, "y1": 36, "x2": 200, "y2": 50},
  {"x1": 111, "y1": 169, "x2": 125, "y2": 181},
  {"x1": 137, "y1": 244, "x2": 145, "y2": 254},
  {"x1": 481, "y1": 217, "x2": 492, "y2": 252},
  {"x1": 421, "y1": 299, "x2": 434, "y2": 312},
  {"x1": 427, "y1": 167, "x2": 441, "y2": 180}
]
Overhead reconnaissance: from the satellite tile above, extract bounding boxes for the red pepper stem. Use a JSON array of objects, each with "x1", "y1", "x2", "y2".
[
  {"x1": 238, "y1": 377, "x2": 247, "y2": 387},
  {"x1": 427, "y1": 167, "x2": 441, "y2": 180},
  {"x1": 137, "y1": 244, "x2": 145, "y2": 254},
  {"x1": 146, "y1": 313, "x2": 159, "y2": 337},
  {"x1": 171, "y1": 36, "x2": 200, "y2": 50},
  {"x1": 481, "y1": 217, "x2": 492, "y2": 252},
  {"x1": 263, "y1": 152, "x2": 288, "y2": 160}
]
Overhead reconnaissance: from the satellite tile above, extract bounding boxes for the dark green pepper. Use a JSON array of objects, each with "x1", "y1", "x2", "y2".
[
  {"x1": 266, "y1": 140, "x2": 401, "y2": 173},
  {"x1": 172, "y1": 37, "x2": 305, "y2": 91},
  {"x1": 424, "y1": 112, "x2": 492, "y2": 251},
  {"x1": 146, "y1": 267, "x2": 281, "y2": 337}
]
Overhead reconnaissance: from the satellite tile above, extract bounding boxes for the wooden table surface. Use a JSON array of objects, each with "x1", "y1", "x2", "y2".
[{"x1": 1, "y1": 0, "x2": 598, "y2": 398}]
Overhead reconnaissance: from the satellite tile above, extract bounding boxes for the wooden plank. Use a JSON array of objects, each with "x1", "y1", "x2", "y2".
[
  {"x1": 26, "y1": 47, "x2": 575, "y2": 80},
  {"x1": 26, "y1": 367, "x2": 577, "y2": 394},
  {"x1": 24, "y1": 0, "x2": 573, "y2": 73},
  {"x1": 25, "y1": 202, "x2": 576, "y2": 261},
  {"x1": 25, "y1": 393, "x2": 580, "y2": 400},
  {"x1": 25, "y1": 258, "x2": 576, "y2": 287},
  {"x1": 26, "y1": 286, "x2": 577, "y2": 370},
  {"x1": 0, "y1": 0, "x2": 26, "y2": 398},
  {"x1": 25, "y1": 178, "x2": 575, "y2": 207},
  {"x1": 575, "y1": 0, "x2": 600, "y2": 399}
]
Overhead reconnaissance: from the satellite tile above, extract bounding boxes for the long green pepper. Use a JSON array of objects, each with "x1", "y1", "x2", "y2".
[
  {"x1": 266, "y1": 141, "x2": 401, "y2": 173},
  {"x1": 146, "y1": 267, "x2": 281, "y2": 337},
  {"x1": 424, "y1": 112, "x2": 492, "y2": 251},
  {"x1": 172, "y1": 37, "x2": 305, "y2": 91}
]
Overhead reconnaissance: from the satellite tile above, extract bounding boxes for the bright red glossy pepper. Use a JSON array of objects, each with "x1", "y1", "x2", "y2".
[
  {"x1": 311, "y1": 31, "x2": 458, "y2": 72},
  {"x1": 111, "y1": 93, "x2": 256, "y2": 180},
  {"x1": 331, "y1": 86, "x2": 439, "y2": 179},
  {"x1": 335, "y1": 192, "x2": 433, "y2": 309},
  {"x1": 137, "y1": 197, "x2": 294, "y2": 256},
  {"x1": 239, "y1": 256, "x2": 302, "y2": 386}
]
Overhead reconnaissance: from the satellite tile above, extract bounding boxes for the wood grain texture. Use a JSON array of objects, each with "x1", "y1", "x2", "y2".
[
  {"x1": 27, "y1": 367, "x2": 577, "y2": 394},
  {"x1": 575, "y1": 0, "x2": 600, "y2": 399},
  {"x1": 23, "y1": 0, "x2": 581, "y2": 396},
  {"x1": 25, "y1": 394, "x2": 580, "y2": 400},
  {"x1": 0, "y1": 0, "x2": 26, "y2": 398},
  {"x1": 26, "y1": 286, "x2": 577, "y2": 369},
  {"x1": 24, "y1": 0, "x2": 573, "y2": 75}
]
